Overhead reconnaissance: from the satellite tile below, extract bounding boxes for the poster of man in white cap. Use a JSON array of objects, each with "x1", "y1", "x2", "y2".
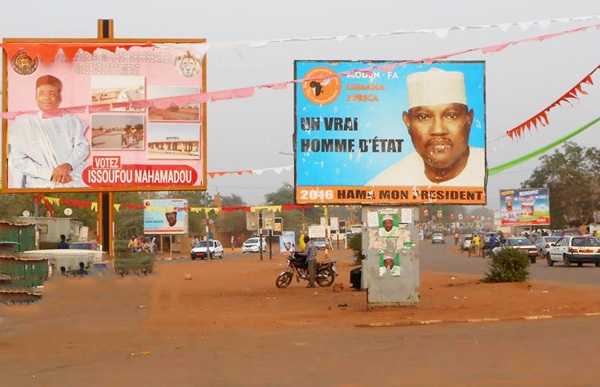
[
  {"x1": 379, "y1": 251, "x2": 402, "y2": 276},
  {"x1": 378, "y1": 212, "x2": 400, "y2": 237},
  {"x1": 295, "y1": 61, "x2": 486, "y2": 206}
]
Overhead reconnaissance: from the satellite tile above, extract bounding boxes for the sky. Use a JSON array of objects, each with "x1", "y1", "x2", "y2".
[{"x1": 1, "y1": 0, "x2": 600, "y2": 210}]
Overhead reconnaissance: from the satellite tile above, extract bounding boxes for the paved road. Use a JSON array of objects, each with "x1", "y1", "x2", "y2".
[{"x1": 420, "y1": 237, "x2": 600, "y2": 286}]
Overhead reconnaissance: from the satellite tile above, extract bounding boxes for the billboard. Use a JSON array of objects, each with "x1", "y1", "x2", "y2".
[
  {"x1": 294, "y1": 60, "x2": 486, "y2": 205},
  {"x1": 143, "y1": 198, "x2": 188, "y2": 235},
  {"x1": 499, "y1": 188, "x2": 550, "y2": 227},
  {"x1": 2, "y1": 38, "x2": 206, "y2": 193}
]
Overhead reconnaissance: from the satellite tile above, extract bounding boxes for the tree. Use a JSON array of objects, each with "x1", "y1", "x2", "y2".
[
  {"x1": 522, "y1": 142, "x2": 600, "y2": 228},
  {"x1": 214, "y1": 194, "x2": 247, "y2": 240}
]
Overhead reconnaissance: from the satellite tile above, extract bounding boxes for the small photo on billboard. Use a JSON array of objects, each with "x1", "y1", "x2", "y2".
[
  {"x1": 91, "y1": 114, "x2": 145, "y2": 150},
  {"x1": 144, "y1": 199, "x2": 188, "y2": 235},
  {"x1": 147, "y1": 123, "x2": 201, "y2": 160},
  {"x1": 91, "y1": 75, "x2": 145, "y2": 111},
  {"x1": 147, "y1": 86, "x2": 200, "y2": 122}
]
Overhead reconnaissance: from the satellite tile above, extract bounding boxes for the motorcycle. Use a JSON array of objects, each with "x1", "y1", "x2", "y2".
[{"x1": 275, "y1": 252, "x2": 337, "y2": 288}]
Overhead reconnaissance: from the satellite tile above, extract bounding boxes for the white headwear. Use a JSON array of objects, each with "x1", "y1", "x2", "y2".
[
  {"x1": 406, "y1": 68, "x2": 466, "y2": 109},
  {"x1": 382, "y1": 214, "x2": 393, "y2": 222}
]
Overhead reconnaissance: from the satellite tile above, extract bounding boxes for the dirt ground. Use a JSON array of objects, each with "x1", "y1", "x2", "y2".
[
  {"x1": 2, "y1": 245, "x2": 600, "y2": 384},
  {"x1": 3, "y1": 246, "x2": 600, "y2": 327}
]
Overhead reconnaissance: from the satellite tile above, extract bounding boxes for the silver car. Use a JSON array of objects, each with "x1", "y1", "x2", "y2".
[{"x1": 534, "y1": 236, "x2": 560, "y2": 257}]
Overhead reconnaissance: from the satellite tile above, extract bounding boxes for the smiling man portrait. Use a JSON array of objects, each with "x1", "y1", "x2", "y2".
[{"x1": 367, "y1": 67, "x2": 485, "y2": 187}]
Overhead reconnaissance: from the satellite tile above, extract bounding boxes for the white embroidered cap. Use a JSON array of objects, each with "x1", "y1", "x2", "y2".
[
  {"x1": 382, "y1": 214, "x2": 393, "y2": 222},
  {"x1": 406, "y1": 68, "x2": 466, "y2": 109}
]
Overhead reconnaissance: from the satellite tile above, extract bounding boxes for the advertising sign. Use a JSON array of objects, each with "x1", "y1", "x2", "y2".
[
  {"x1": 273, "y1": 217, "x2": 283, "y2": 237},
  {"x1": 294, "y1": 60, "x2": 486, "y2": 205},
  {"x1": 499, "y1": 188, "x2": 550, "y2": 227},
  {"x1": 143, "y1": 198, "x2": 188, "y2": 235},
  {"x1": 2, "y1": 39, "x2": 206, "y2": 193},
  {"x1": 279, "y1": 230, "x2": 296, "y2": 253}
]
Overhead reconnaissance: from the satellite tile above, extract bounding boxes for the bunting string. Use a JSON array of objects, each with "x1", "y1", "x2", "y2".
[{"x1": 0, "y1": 23, "x2": 599, "y2": 142}]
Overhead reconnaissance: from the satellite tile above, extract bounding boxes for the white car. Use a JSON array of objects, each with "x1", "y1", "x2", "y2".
[
  {"x1": 242, "y1": 237, "x2": 266, "y2": 253},
  {"x1": 191, "y1": 240, "x2": 224, "y2": 260},
  {"x1": 432, "y1": 233, "x2": 445, "y2": 244},
  {"x1": 546, "y1": 235, "x2": 600, "y2": 267},
  {"x1": 461, "y1": 234, "x2": 473, "y2": 251},
  {"x1": 492, "y1": 237, "x2": 538, "y2": 263}
]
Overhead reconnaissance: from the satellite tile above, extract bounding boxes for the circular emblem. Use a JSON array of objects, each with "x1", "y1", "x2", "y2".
[
  {"x1": 11, "y1": 50, "x2": 38, "y2": 76},
  {"x1": 301, "y1": 67, "x2": 341, "y2": 105}
]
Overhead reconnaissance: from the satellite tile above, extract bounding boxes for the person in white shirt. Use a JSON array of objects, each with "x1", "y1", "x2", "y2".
[
  {"x1": 367, "y1": 68, "x2": 485, "y2": 187},
  {"x1": 8, "y1": 74, "x2": 89, "y2": 188},
  {"x1": 378, "y1": 214, "x2": 400, "y2": 238}
]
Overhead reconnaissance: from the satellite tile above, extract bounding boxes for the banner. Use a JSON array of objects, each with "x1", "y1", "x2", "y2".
[
  {"x1": 499, "y1": 188, "x2": 550, "y2": 227},
  {"x1": 2, "y1": 38, "x2": 206, "y2": 193},
  {"x1": 294, "y1": 60, "x2": 486, "y2": 205}
]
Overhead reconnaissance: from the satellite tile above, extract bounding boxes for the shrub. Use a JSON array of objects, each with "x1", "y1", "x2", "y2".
[
  {"x1": 347, "y1": 233, "x2": 363, "y2": 265},
  {"x1": 483, "y1": 248, "x2": 530, "y2": 283}
]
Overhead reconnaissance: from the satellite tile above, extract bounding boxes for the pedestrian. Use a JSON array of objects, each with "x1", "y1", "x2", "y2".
[
  {"x1": 304, "y1": 235, "x2": 317, "y2": 288},
  {"x1": 472, "y1": 234, "x2": 481, "y2": 257},
  {"x1": 231, "y1": 235, "x2": 235, "y2": 250},
  {"x1": 57, "y1": 234, "x2": 69, "y2": 249},
  {"x1": 454, "y1": 231, "x2": 460, "y2": 245}
]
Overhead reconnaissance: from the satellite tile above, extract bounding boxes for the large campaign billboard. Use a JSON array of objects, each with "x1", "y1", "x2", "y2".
[
  {"x1": 499, "y1": 188, "x2": 550, "y2": 227},
  {"x1": 2, "y1": 38, "x2": 206, "y2": 193},
  {"x1": 294, "y1": 60, "x2": 487, "y2": 205}
]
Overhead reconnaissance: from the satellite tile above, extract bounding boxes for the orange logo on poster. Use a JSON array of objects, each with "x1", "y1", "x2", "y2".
[
  {"x1": 302, "y1": 67, "x2": 341, "y2": 105},
  {"x1": 11, "y1": 50, "x2": 38, "y2": 76}
]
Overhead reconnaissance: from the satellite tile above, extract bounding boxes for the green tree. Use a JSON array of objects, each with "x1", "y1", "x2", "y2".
[
  {"x1": 214, "y1": 194, "x2": 247, "y2": 240},
  {"x1": 522, "y1": 142, "x2": 600, "y2": 228}
]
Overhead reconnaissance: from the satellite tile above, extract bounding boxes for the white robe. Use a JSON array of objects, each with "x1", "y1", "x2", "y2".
[
  {"x1": 8, "y1": 112, "x2": 89, "y2": 188},
  {"x1": 366, "y1": 147, "x2": 485, "y2": 187}
]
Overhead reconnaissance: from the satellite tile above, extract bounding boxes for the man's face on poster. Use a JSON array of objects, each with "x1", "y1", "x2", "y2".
[
  {"x1": 36, "y1": 84, "x2": 61, "y2": 111},
  {"x1": 384, "y1": 258, "x2": 394, "y2": 269},
  {"x1": 165, "y1": 211, "x2": 177, "y2": 227},
  {"x1": 403, "y1": 103, "x2": 473, "y2": 170},
  {"x1": 383, "y1": 219, "x2": 394, "y2": 232},
  {"x1": 505, "y1": 196, "x2": 514, "y2": 208}
]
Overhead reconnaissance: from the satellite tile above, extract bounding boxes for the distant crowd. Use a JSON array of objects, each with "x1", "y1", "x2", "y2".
[{"x1": 127, "y1": 236, "x2": 156, "y2": 253}]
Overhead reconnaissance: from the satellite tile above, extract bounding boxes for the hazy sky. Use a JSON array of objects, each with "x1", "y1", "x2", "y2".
[{"x1": 1, "y1": 0, "x2": 600, "y2": 210}]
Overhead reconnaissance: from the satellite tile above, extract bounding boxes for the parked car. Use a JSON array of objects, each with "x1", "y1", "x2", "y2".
[
  {"x1": 545, "y1": 235, "x2": 600, "y2": 267},
  {"x1": 241, "y1": 237, "x2": 267, "y2": 253},
  {"x1": 461, "y1": 234, "x2": 473, "y2": 251},
  {"x1": 492, "y1": 237, "x2": 538, "y2": 263},
  {"x1": 432, "y1": 233, "x2": 445, "y2": 244},
  {"x1": 534, "y1": 236, "x2": 561, "y2": 257},
  {"x1": 313, "y1": 237, "x2": 327, "y2": 250},
  {"x1": 191, "y1": 240, "x2": 224, "y2": 260}
]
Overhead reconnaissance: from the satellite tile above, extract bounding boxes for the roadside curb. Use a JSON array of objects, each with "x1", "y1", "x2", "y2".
[{"x1": 355, "y1": 312, "x2": 600, "y2": 328}]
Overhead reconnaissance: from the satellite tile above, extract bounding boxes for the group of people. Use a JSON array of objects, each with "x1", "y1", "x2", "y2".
[
  {"x1": 467, "y1": 231, "x2": 504, "y2": 257},
  {"x1": 127, "y1": 236, "x2": 156, "y2": 253}
]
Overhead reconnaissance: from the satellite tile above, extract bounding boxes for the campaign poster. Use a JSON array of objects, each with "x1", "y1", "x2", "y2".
[
  {"x1": 144, "y1": 198, "x2": 189, "y2": 235},
  {"x1": 279, "y1": 231, "x2": 296, "y2": 253},
  {"x1": 2, "y1": 39, "x2": 206, "y2": 193},
  {"x1": 499, "y1": 188, "x2": 550, "y2": 227},
  {"x1": 294, "y1": 60, "x2": 486, "y2": 205}
]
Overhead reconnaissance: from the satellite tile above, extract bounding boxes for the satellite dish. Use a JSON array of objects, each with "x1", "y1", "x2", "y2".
[
  {"x1": 22, "y1": 210, "x2": 30, "y2": 217},
  {"x1": 64, "y1": 208, "x2": 73, "y2": 216}
]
